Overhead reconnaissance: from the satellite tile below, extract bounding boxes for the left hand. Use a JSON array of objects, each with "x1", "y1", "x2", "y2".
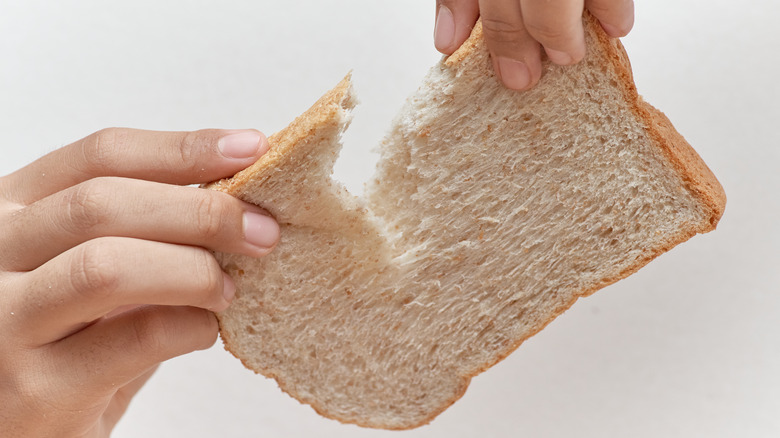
[{"x1": 0, "y1": 127, "x2": 279, "y2": 437}]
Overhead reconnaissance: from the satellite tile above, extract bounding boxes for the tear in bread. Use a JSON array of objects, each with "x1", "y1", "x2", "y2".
[{"x1": 207, "y1": 15, "x2": 725, "y2": 430}]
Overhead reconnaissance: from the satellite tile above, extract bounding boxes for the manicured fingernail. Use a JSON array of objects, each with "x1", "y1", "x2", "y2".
[
  {"x1": 243, "y1": 211, "x2": 280, "y2": 250},
  {"x1": 434, "y1": 5, "x2": 455, "y2": 52},
  {"x1": 496, "y1": 57, "x2": 531, "y2": 90},
  {"x1": 222, "y1": 272, "x2": 236, "y2": 302},
  {"x1": 218, "y1": 131, "x2": 266, "y2": 159},
  {"x1": 546, "y1": 48, "x2": 573, "y2": 65}
]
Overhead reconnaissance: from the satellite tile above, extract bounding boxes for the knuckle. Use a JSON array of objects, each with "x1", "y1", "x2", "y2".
[
  {"x1": 191, "y1": 249, "x2": 223, "y2": 305},
  {"x1": 12, "y1": 370, "x2": 50, "y2": 414},
  {"x1": 14, "y1": 367, "x2": 70, "y2": 413},
  {"x1": 131, "y1": 308, "x2": 218, "y2": 356},
  {"x1": 81, "y1": 128, "x2": 129, "y2": 173},
  {"x1": 176, "y1": 131, "x2": 200, "y2": 167},
  {"x1": 66, "y1": 178, "x2": 114, "y2": 233},
  {"x1": 194, "y1": 193, "x2": 232, "y2": 240},
  {"x1": 69, "y1": 239, "x2": 121, "y2": 300},
  {"x1": 176, "y1": 129, "x2": 217, "y2": 170},
  {"x1": 190, "y1": 308, "x2": 219, "y2": 350},
  {"x1": 525, "y1": 20, "x2": 569, "y2": 46},
  {"x1": 130, "y1": 309, "x2": 169, "y2": 356},
  {"x1": 481, "y1": 17, "x2": 528, "y2": 44}
]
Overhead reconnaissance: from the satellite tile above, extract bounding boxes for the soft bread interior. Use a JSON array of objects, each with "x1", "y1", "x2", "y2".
[{"x1": 209, "y1": 18, "x2": 725, "y2": 430}]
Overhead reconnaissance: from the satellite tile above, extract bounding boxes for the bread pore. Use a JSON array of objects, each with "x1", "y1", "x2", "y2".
[{"x1": 207, "y1": 16, "x2": 725, "y2": 429}]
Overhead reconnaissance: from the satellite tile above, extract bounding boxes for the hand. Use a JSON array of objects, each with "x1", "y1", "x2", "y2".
[
  {"x1": 433, "y1": 0, "x2": 634, "y2": 90},
  {"x1": 0, "y1": 128, "x2": 280, "y2": 437}
]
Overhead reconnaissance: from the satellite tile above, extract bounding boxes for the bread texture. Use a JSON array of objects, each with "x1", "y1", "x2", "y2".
[{"x1": 207, "y1": 16, "x2": 726, "y2": 429}]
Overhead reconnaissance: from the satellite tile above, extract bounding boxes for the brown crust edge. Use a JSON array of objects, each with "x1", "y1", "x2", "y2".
[
  {"x1": 204, "y1": 72, "x2": 355, "y2": 196},
  {"x1": 212, "y1": 16, "x2": 727, "y2": 431},
  {"x1": 592, "y1": 18, "x2": 727, "y2": 229},
  {"x1": 211, "y1": 74, "x2": 469, "y2": 429},
  {"x1": 411, "y1": 14, "x2": 728, "y2": 431}
]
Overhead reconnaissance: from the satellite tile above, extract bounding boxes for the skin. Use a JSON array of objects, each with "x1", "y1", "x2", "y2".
[
  {"x1": 0, "y1": 128, "x2": 280, "y2": 437},
  {"x1": 434, "y1": 0, "x2": 635, "y2": 90},
  {"x1": 1, "y1": 4, "x2": 633, "y2": 435}
]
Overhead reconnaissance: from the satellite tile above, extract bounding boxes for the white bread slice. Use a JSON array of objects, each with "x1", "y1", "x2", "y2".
[{"x1": 207, "y1": 15, "x2": 726, "y2": 430}]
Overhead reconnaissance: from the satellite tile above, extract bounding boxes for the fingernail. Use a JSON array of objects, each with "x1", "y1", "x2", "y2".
[
  {"x1": 546, "y1": 48, "x2": 573, "y2": 65},
  {"x1": 600, "y1": 22, "x2": 622, "y2": 37},
  {"x1": 222, "y1": 272, "x2": 236, "y2": 302},
  {"x1": 243, "y1": 211, "x2": 280, "y2": 250},
  {"x1": 434, "y1": 5, "x2": 455, "y2": 52},
  {"x1": 218, "y1": 131, "x2": 266, "y2": 159},
  {"x1": 496, "y1": 57, "x2": 532, "y2": 90}
]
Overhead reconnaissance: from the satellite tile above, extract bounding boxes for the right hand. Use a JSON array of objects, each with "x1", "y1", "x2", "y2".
[
  {"x1": 0, "y1": 128, "x2": 280, "y2": 437},
  {"x1": 434, "y1": 0, "x2": 635, "y2": 90}
]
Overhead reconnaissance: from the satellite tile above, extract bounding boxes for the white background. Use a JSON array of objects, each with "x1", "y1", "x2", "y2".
[{"x1": 1, "y1": 1, "x2": 779, "y2": 437}]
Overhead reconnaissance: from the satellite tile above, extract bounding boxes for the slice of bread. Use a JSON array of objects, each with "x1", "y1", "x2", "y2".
[{"x1": 207, "y1": 15, "x2": 725, "y2": 430}]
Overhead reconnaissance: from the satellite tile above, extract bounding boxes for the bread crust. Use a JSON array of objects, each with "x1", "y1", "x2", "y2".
[
  {"x1": 407, "y1": 16, "x2": 726, "y2": 428},
  {"x1": 592, "y1": 20, "x2": 726, "y2": 228},
  {"x1": 205, "y1": 73, "x2": 356, "y2": 196},
  {"x1": 449, "y1": 17, "x2": 725, "y2": 228},
  {"x1": 211, "y1": 15, "x2": 725, "y2": 430}
]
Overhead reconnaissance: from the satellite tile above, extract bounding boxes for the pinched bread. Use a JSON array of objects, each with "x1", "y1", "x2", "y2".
[{"x1": 207, "y1": 15, "x2": 725, "y2": 429}]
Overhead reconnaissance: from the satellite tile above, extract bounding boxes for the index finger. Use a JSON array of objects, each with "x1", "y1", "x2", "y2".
[{"x1": 1, "y1": 128, "x2": 268, "y2": 205}]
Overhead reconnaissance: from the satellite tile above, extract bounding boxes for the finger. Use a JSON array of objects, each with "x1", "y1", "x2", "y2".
[
  {"x1": 434, "y1": 0, "x2": 481, "y2": 54},
  {"x1": 103, "y1": 366, "x2": 158, "y2": 431},
  {"x1": 520, "y1": 0, "x2": 586, "y2": 65},
  {"x1": 47, "y1": 306, "x2": 217, "y2": 400},
  {"x1": 478, "y1": 0, "x2": 543, "y2": 90},
  {"x1": 586, "y1": 0, "x2": 634, "y2": 37},
  {"x1": 9, "y1": 237, "x2": 235, "y2": 344},
  {"x1": 1, "y1": 177, "x2": 279, "y2": 271},
  {"x1": 2, "y1": 128, "x2": 269, "y2": 205}
]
